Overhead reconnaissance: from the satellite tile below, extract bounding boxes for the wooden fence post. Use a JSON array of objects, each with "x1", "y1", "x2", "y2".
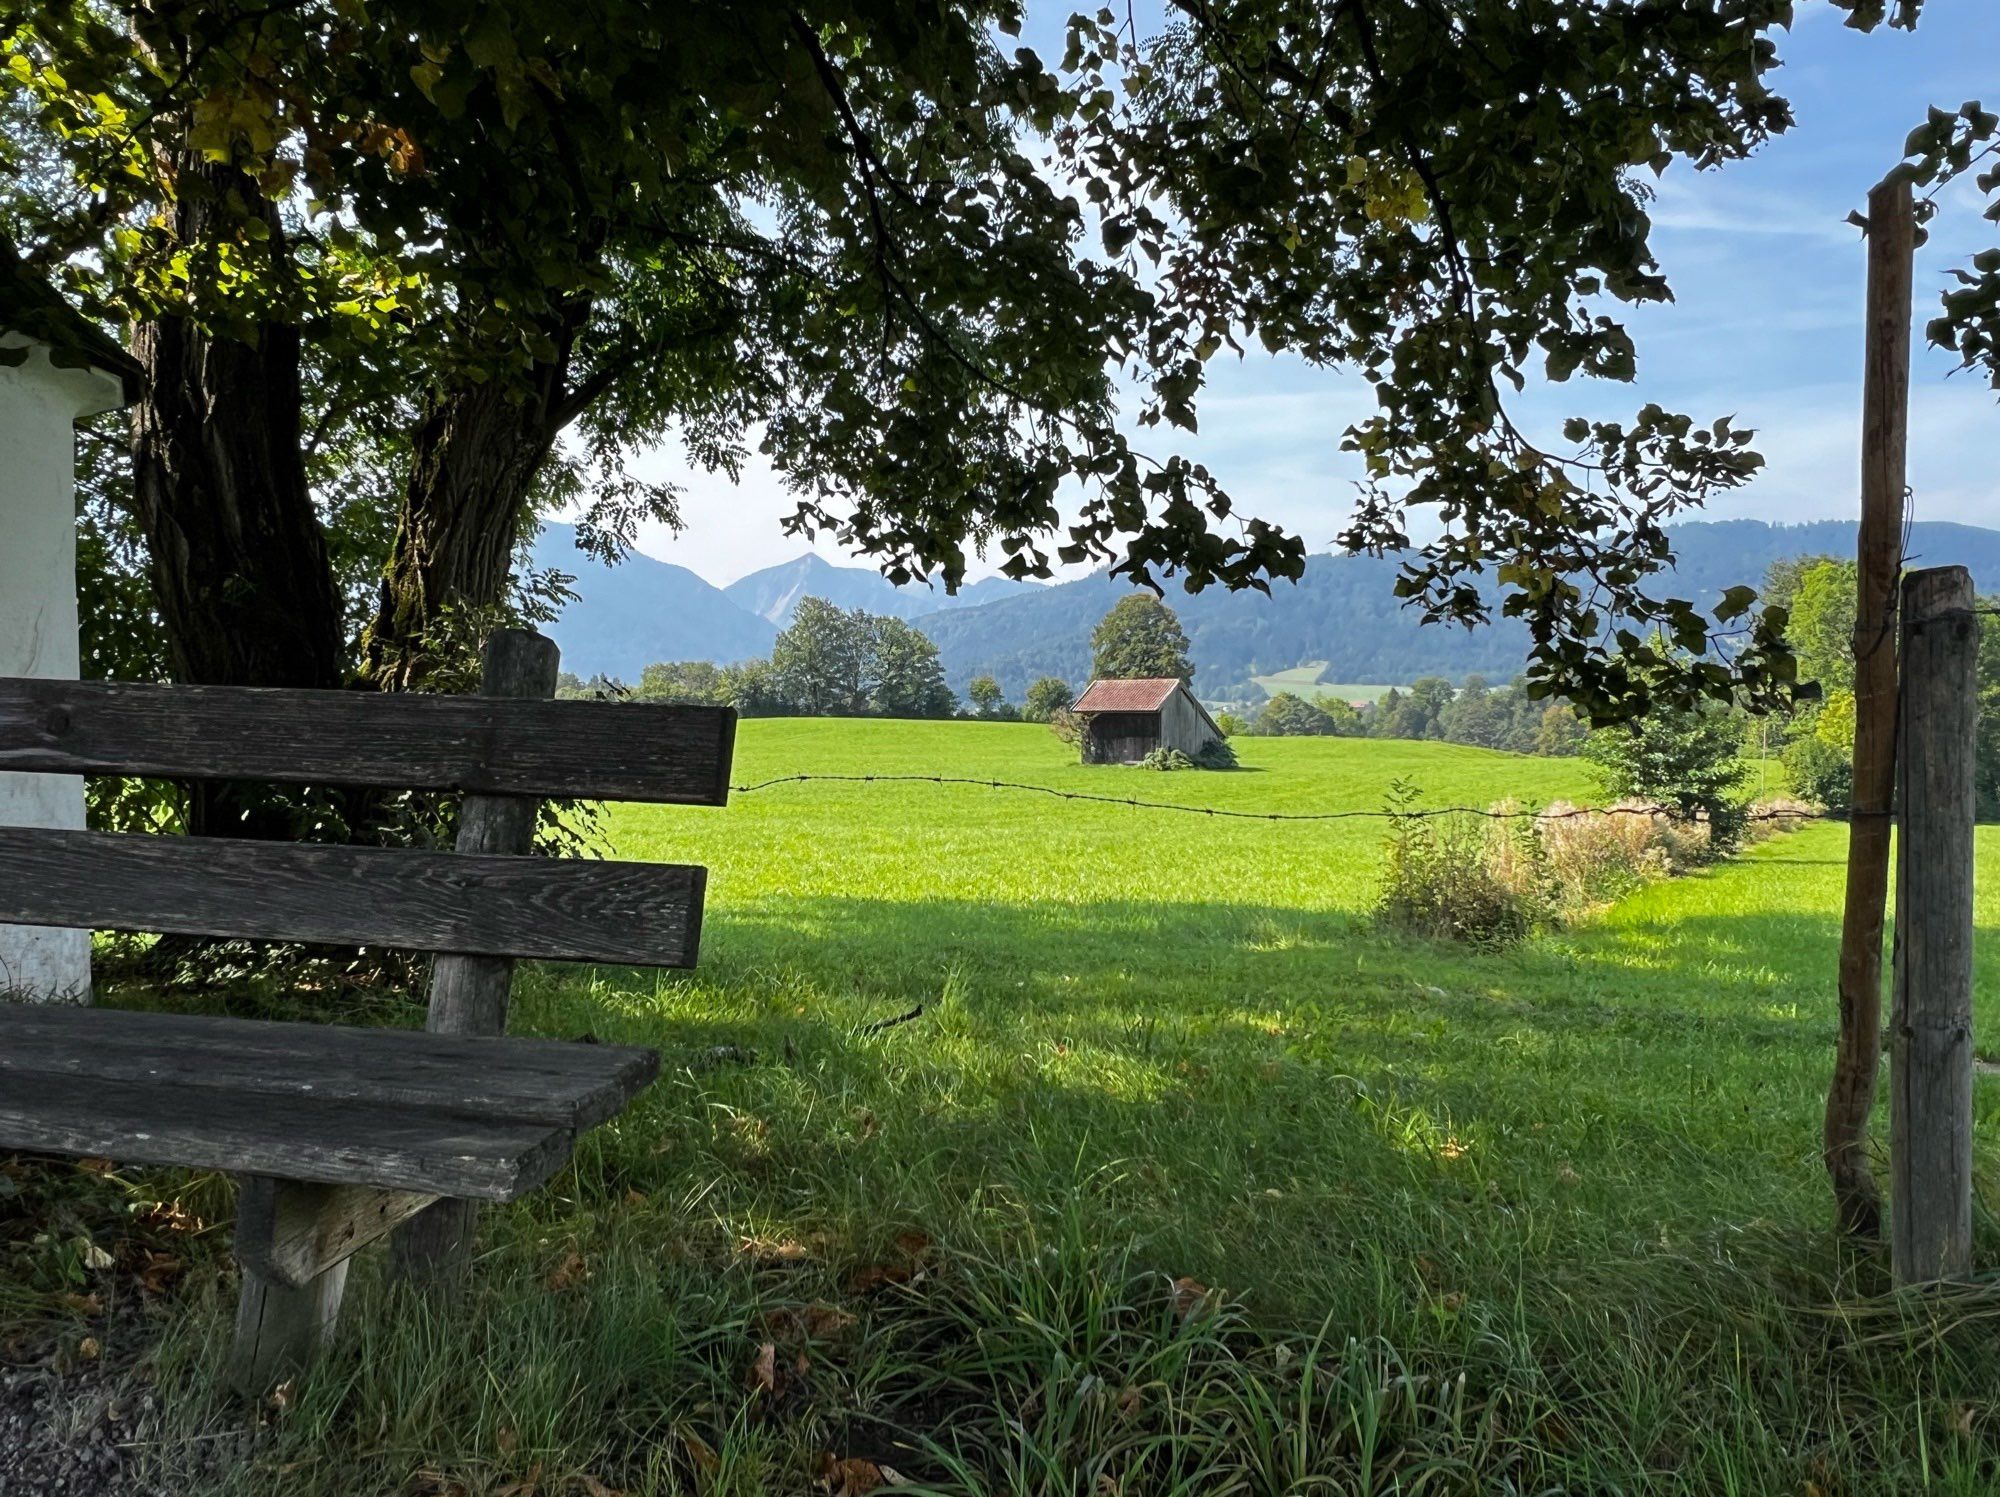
[
  {"x1": 390, "y1": 628, "x2": 561, "y2": 1284},
  {"x1": 1825, "y1": 174, "x2": 1915, "y2": 1238},
  {"x1": 1891, "y1": 566, "x2": 1979, "y2": 1284}
]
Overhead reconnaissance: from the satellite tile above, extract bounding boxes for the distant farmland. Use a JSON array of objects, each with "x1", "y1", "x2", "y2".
[{"x1": 1248, "y1": 661, "x2": 1399, "y2": 703}]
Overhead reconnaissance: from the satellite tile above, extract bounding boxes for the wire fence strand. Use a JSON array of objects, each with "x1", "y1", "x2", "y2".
[{"x1": 727, "y1": 772, "x2": 1847, "y2": 825}]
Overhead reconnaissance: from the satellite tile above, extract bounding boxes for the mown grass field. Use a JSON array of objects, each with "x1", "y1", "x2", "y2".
[{"x1": 21, "y1": 720, "x2": 2000, "y2": 1493}]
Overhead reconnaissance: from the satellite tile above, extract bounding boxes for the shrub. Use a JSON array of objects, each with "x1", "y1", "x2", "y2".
[
  {"x1": 1781, "y1": 730, "x2": 1850, "y2": 810},
  {"x1": 1375, "y1": 784, "x2": 1541, "y2": 946},
  {"x1": 1047, "y1": 708, "x2": 1085, "y2": 747},
  {"x1": 1195, "y1": 738, "x2": 1239, "y2": 770},
  {"x1": 1535, "y1": 800, "x2": 1660, "y2": 911},
  {"x1": 1745, "y1": 796, "x2": 1821, "y2": 843},
  {"x1": 1581, "y1": 696, "x2": 1749, "y2": 851},
  {"x1": 1138, "y1": 747, "x2": 1196, "y2": 771}
]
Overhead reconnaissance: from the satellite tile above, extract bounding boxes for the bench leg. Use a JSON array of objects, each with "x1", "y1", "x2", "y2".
[
  {"x1": 230, "y1": 1258, "x2": 348, "y2": 1397},
  {"x1": 389, "y1": 1198, "x2": 479, "y2": 1287},
  {"x1": 229, "y1": 1176, "x2": 438, "y2": 1397}
]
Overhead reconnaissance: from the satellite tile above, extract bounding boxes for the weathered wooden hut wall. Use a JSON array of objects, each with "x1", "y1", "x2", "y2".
[
  {"x1": 1157, "y1": 687, "x2": 1221, "y2": 757},
  {"x1": 1084, "y1": 711, "x2": 1160, "y2": 765}
]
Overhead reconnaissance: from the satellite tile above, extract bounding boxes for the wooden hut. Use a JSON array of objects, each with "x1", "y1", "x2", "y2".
[{"x1": 1071, "y1": 677, "x2": 1223, "y2": 764}]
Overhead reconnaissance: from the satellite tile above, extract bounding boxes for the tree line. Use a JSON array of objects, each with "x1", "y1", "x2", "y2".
[
  {"x1": 1764, "y1": 556, "x2": 2000, "y2": 819},
  {"x1": 561, "y1": 595, "x2": 1079, "y2": 724},
  {"x1": 1227, "y1": 676, "x2": 1584, "y2": 756}
]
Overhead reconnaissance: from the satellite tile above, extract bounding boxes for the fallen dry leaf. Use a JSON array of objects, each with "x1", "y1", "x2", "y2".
[
  {"x1": 574, "y1": 1476, "x2": 625, "y2": 1497},
  {"x1": 74, "y1": 1336, "x2": 99, "y2": 1362},
  {"x1": 136, "y1": 1251, "x2": 185, "y2": 1295},
  {"x1": 758, "y1": 1303, "x2": 859, "y2": 1343},
  {"x1": 544, "y1": 1250, "x2": 588, "y2": 1292},
  {"x1": 848, "y1": 1232, "x2": 934, "y2": 1294},
  {"x1": 739, "y1": 1237, "x2": 815, "y2": 1267},
  {"x1": 1170, "y1": 1276, "x2": 1214, "y2": 1322},
  {"x1": 816, "y1": 1453, "x2": 901, "y2": 1494},
  {"x1": 750, "y1": 1341, "x2": 778, "y2": 1394},
  {"x1": 497, "y1": 1426, "x2": 519, "y2": 1456},
  {"x1": 679, "y1": 1429, "x2": 720, "y2": 1474},
  {"x1": 1115, "y1": 1385, "x2": 1143, "y2": 1420},
  {"x1": 59, "y1": 1292, "x2": 102, "y2": 1316}
]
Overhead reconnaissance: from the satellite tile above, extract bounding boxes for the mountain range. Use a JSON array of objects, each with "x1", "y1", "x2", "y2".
[{"x1": 531, "y1": 518, "x2": 2000, "y2": 698}]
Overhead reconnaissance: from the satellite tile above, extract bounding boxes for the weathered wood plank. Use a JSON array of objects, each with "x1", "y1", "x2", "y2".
[
  {"x1": 0, "y1": 1006, "x2": 659, "y2": 1130},
  {"x1": 0, "y1": 826, "x2": 706, "y2": 965},
  {"x1": 236, "y1": 1177, "x2": 438, "y2": 1290},
  {"x1": 0, "y1": 675, "x2": 736, "y2": 805},
  {"x1": 230, "y1": 1254, "x2": 348, "y2": 1397},
  {"x1": 397, "y1": 629, "x2": 556, "y2": 1283},
  {"x1": 1890, "y1": 566, "x2": 1978, "y2": 1284},
  {"x1": 0, "y1": 1071, "x2": 573, "y2": 1199}
]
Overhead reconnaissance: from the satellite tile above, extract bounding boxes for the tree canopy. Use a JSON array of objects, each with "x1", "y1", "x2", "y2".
[
  {"x1": 4, "y1": 0, "x2": 1991, "y2": 728},
  {"x1": 1090, "y1": 594, "x2": 1194, "y2": 681}
]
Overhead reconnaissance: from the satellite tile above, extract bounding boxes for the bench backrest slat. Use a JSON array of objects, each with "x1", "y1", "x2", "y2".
[
  {"x1": 0, "y1": 827, "x2": 705, "y2": 966},
  {"x1": 0, "y1": 677, "x2": 735, "y2": 805}
]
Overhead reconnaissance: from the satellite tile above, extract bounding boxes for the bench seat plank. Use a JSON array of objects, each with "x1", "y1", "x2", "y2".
[
  {"x1": 0, "y1": 827, "x2": 706, "y2": 965},
  {"x1": 0, "y1": 1006, "x2": 660, "y2": 1130},
  {"x1": 0, "y1": 676, "x2": 736, "y2": 805},
  {"x1": 0, "y1": 1071, "x2": 572, "y2": 1199}
]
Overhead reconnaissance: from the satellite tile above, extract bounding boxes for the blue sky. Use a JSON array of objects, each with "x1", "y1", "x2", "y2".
[{"x1": 617, "y1": 0, "x2": 1999, "y2": 588}]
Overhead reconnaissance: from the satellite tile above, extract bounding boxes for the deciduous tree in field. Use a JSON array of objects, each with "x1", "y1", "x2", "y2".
[
  {"x1": 1255, "y1": 693, "x2": 1335, "y2": 737},
  {"x1": 635, "y1": 661, "x2": 728, "y2": 706},
  {"x1": 869, "y1": 619, "x2": 955, "y2": 720},
  {"x1": 967, "y1": 675, "x2": 1009, "y2": 719},
  {"x1": 1023, "y1": 677, "x2": 1074, "y2": 723},
  {"x1": 771, "y1": 598, "x2": 869, "y2": 717},
  {"x1": 1091, "y1": 595, "x2": 1194, "y2": 683},
  {"x1": 1582, "y1": 646, "x2": 1750, "y2": 842}
]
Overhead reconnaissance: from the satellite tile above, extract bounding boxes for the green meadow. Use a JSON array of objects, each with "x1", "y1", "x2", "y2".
[{"x1": 25, "y1": 719, "x2": 2000, "y2": 1492}]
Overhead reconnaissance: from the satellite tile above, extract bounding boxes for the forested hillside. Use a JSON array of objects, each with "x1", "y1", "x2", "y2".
[
  {"x1": 533, "y1": 519, "x2": 2000, "y2": 694},
  {"x1": 915, "y1": 520, "x2": 2000, "y2": 697}
]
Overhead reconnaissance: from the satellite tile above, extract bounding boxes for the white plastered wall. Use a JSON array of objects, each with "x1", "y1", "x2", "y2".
[{"x1": 0, "y1": 337, "x2": 125, "y2": 1002}]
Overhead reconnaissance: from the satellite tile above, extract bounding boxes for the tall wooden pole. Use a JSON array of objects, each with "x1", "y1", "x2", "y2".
[
  {"x1": 390, "y1": 628, "x2": 560, "y2": 1283},
  {"x1": 1890, "y1": 566, "x2": 1978, "y2": 1284},
  {"x1": 1823, "y1": 175, "x2": 1913, "y2": 1239}
]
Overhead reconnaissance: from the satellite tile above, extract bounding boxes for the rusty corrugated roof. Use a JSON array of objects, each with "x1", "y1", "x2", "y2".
[{"x1": 1072, "y1": 678, "x2": 1184, "y2": 713}]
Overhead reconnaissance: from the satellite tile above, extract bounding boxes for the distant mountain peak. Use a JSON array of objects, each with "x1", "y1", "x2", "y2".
[{"x1": 724, "y1": 551, "x2": 1039, "y2": 628}]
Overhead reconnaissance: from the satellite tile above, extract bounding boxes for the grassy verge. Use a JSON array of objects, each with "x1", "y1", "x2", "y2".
[{"x1": 9, "y1": 722, "x2": 2000, "y2": 1492}]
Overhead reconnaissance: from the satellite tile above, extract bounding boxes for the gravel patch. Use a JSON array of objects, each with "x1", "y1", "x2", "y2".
[{"x1": 0, "y1": 1312, "x2": 248, "y2": 1497}]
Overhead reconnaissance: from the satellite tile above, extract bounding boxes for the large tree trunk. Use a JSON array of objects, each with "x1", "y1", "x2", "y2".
[
  {"x1": 129, "y1": 156, "x2": 344, "y2": 839},
  {"x1": 359, "y1": 303, "x2": 587, "y2": 691}
]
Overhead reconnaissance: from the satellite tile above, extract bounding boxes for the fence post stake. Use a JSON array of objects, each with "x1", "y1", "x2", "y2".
[
  {"x1": 1890, "y1": 565, "x2": 1979, "y2": 1285},
  {"x1": 1825, "y1": 174, "x2": 1915, "y2": 1238}
]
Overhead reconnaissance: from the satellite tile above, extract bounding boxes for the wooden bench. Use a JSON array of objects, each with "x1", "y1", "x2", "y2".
[{"x1": 0, "y1": 630, "x2": 735, "y2": 1392}]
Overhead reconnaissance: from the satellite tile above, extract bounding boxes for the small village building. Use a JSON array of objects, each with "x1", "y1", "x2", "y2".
[
  {"x1": 1071, "y1": 677, "x2": 1223, "y2": 765},
  {"x1": 1, "y1": 239, "x2": 141, "y2": 1002}
]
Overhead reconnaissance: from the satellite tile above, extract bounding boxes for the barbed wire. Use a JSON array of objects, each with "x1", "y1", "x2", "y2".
[{"x1": 727, "y1": 772, "x2": 1847, "y2": 825}]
